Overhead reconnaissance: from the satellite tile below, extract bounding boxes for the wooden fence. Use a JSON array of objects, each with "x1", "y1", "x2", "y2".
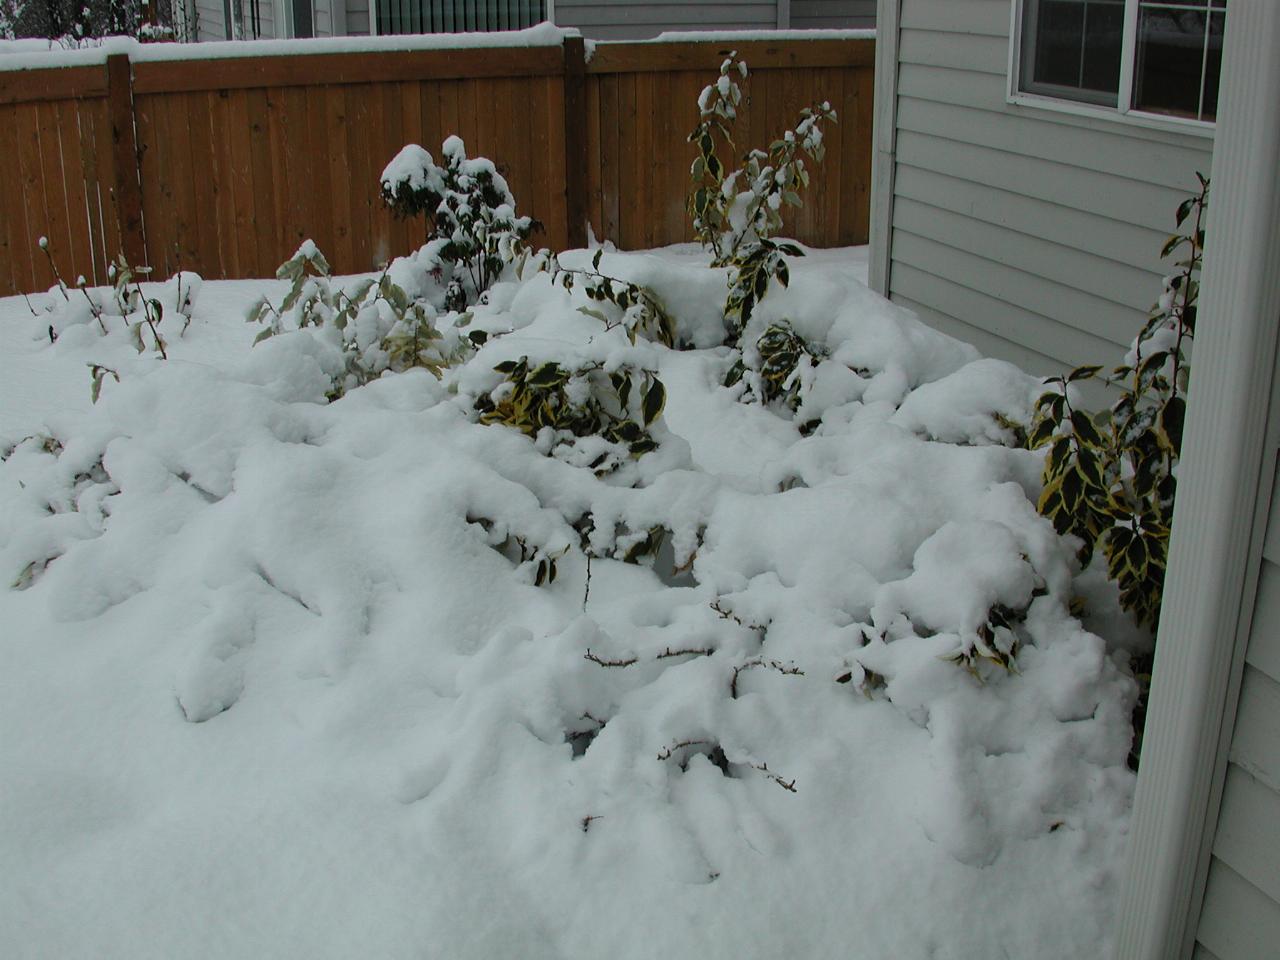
[{"x1": 0, "y1": 36, "x2": 873, "y2": 297}]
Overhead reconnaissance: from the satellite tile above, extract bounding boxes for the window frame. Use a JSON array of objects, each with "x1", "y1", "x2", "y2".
[{"x1": 1007, "y1": 0, "x2": 1218, "y2": 138}]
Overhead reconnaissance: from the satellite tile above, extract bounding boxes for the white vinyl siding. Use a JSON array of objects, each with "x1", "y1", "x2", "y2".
[
  {"x1": 880, "y1": 0, "x2": 1214, "y2": 380},
  {"x1": 1195, "y1": 452, "x2": 1280, "y2": 959},
  {"x1": 194, "y1": 0, "x2": 230, "y2": 39},
  {"x1": 790, "y1": 0, "x2": 876, "y2": 29},
  {"x1": 345, "y1": 0, "x2": 370, "y2": 34},
  {"x1": 313, "y1": 0, "x2": 335, "y2": 36},
  {"x1": 553, "y1": 0, "x2": 776, "y2": 39}
]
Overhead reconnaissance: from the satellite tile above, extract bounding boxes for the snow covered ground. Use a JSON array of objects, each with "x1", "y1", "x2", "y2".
[{"x1": 0, "y1": 243, "x2": 1137, "y2": 959}]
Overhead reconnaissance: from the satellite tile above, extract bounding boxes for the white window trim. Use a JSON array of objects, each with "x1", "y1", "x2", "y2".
[{"x1": 1006, "y1": 0, "x2": 1216, "y2": 140}]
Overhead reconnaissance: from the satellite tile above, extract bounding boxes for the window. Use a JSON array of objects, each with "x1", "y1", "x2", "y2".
[
  {"x1": 375, "y1": 0, "x2": 547, "y2": 35},
  {"x1": 1015, "y1": 0, "x2": 1226, "y2": 124}
]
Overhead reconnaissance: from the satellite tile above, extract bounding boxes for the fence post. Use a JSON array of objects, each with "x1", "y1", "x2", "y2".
[
  {"x1": 105, "y1": 54, "x2": 146, "y2": 269},
  {"x1": 562, "y1": 35, "x2": 589, "y2": 250}
]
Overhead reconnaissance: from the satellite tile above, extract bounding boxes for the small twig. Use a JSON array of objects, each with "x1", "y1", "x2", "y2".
[
  {"x1": 582, "y1": 553, "x2": 592, "y2": 610},
  {"x1": 655, "y1": 646, "x2": 715, "y2": 660},
  {"x1": 581, "y1": 814, "x2": 602, "y2": 833},
  {"x1": 22, "y1": 292, "x2": 39, "y2": 318},
  {"x1": 584, "y1": 649, "x2": 638, "y2": 668},
  {"x1": 37, "y1": 237, "x2": 70, "y2": 302},
  {"x1": 76, "y1": 280, "x2": 108, "y2": 334},
  {"x1": 751, "y1": 761, "x2": 797, "y2": 793},
  {"x1": 730, "y1": 658, "x2": 804, "y2": 699},
  {"x1": 657, "y1": 738, "x2": 712, "y2": 761}
]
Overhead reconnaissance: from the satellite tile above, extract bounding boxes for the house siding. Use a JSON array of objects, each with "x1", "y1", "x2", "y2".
[
  {"x1": 879, "y1": 0, "x2": 1214, "y2": 378},
  {"x1": 553, "y1": 0, "x2": 776, "y2": 40},
  {"x1": 345, "y1": 0, "x2": 369, "y2": 35},
  {"x1": 1195, "y1": 449, "x2": 1280, "y2": 959},
  {"x1": 193, "y1": 0, "x2": 229, "y2": 39},
  {"x1": 790, "y1": 0, "x2": 876, "y2": 29}
]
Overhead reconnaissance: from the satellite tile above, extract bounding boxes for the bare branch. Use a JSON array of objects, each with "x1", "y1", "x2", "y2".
[
  {"x1": 730, "y1": 658, "x2": 804, "y2": 699},
  {"x1": 584, "y1": 649, "x2": 638, "y2": 668}
]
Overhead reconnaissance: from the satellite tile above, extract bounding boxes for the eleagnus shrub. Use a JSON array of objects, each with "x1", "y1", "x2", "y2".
[
  {"x1": 474, "y1": 356, "x2": 667, "y2": 475},
  {"x1": 1028, "y1": 175, "x2": 1207, "y2": 632},
  {"x1": 687, "y1": 53, "x2": 836, "y2": 338},
  {"x1": 248, "y1": 240, "x2": 470, "y2": 398},
  {"x1": 381, "y1": 136, "x2": 537, "y2": 308}
]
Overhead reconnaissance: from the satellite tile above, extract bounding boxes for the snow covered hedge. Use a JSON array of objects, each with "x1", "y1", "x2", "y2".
[{"x1": 0, "y1": 231, "x2": 1139, "y2": 957}]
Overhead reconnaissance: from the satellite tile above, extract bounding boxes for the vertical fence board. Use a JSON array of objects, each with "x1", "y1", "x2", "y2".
[
  {"x1": 76, "y1": 99, "x2": 107, "y2": 285},
  {"x1": 16, "y1": 105, "x2": 54, "y2": 292},
  {"x1": 34, "y1": 102, "x2": 74, "y2": 283},
  {"x1": 543, "y1": 75, "x2": 568, "y2": 251},
  {"x1": 0, "y1": 112, "x2": 32, "y2": 292},
  {"x1": 584, "y1": 75, "x2": 603, "y2": 243},
  {"x1": 246, "y1": 89, "x2": 277, "y2": 276},
  {"x1": 224, "y1": 91, "x2": 259, "y2": 277},
  {"x1": 54, "y1": 101, "x2": 93, "y2": 286},
  {"x1": 208, "y1": 92, "x2": 240, "y2": 278},
  {"x1": 105, "y1": 56, "x2": 145, "y2": 270},
  {"x1": 326, "y1": 85, "x2": 355, "y2": 271},
  {"x1": 263, "y1": 88, "x2": 289, "y2": 266}
]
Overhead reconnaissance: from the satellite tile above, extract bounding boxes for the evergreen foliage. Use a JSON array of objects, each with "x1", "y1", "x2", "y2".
[
  {"x1": 1028, "y1": 175, "x2": 1207, "y2": 632},
  {"x1": 687, "y1": 53, "x2": 836, "y2": 338}
]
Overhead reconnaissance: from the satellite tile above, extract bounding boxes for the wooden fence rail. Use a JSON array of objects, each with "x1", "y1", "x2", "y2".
[{"x1": 0, "y1": 35, "x2": 873, "y2": 298}]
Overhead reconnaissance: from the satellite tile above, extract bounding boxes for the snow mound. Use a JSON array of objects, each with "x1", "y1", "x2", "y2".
[{"x1": 0, "y1": 246, "x2": 1135, "y2": 959}]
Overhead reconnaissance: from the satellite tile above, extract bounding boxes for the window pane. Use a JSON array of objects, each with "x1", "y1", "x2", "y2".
[
  {"x1": 1133, "y1": 4, "x2": 1221, "y2": 120},
  {"x1": 1033, "y1": 1, "x2": 1085, "y2": 87},
  {"x1": 1081, "y1": 1, "x2": 1124, "y2": 92},
  {"x1": 1021, "y1": 0, "x2": 1122, "y2": 106},
  {"x1": 1201, "y1": 11, "x2": 1225, "y2": 119}
]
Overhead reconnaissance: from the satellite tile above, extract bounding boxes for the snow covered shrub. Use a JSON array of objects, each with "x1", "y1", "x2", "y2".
[
  {"x1": 380, "y1": 137, "x2": 537, "y2": 309},
  {"x1": 5, "y1": 0, "x2": 181, "y2": 43},
  {"x1": 30, "y1": 239, "x2": 198, "y2": 387},
  {"x1": 687, "y1": 54, "x2": 836, "y2": 338},
  {"x1": 474, "y1": 356, "x2": 667, "y2": 473},
  {"x1": 724, "y1": 320, "x2": 829, "y2": 419},
  {"x1": 530, "y1": 249, "x2": 676, "y2": 348},
  {"x1": 1028, "y1": 175, "x2": 1206, "y2": 632},
  {"x1": 0, "y1": 0, "x2": 24, "y2": 39},
  {"x1": 247, "y1": 240, "x2": 469, "y2": 399}
]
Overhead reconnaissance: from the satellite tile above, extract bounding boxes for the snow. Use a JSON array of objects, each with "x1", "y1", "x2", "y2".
[
  {"x1": 0, "y1": 242, "x2": 1136, "y2": 959},
  {"x1": 653, "y1": 29, "x2": 877, "y2": 43},
  {"x1": 0, "y1": 22, "x2": 576, "y2": 71}
]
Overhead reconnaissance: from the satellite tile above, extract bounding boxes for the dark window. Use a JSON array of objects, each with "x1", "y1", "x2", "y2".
[
  {"x1": 1133, "y1": 2, "x2": 1225, "y2": 121},
  {"x1": 293, "y1": 0, "x2": 313, "y2": 38},
  {"x1": 1021, "y1": 0, "x2": 1125, "y2": 106},
  {"x1": 377, "y1": 0, "x2": 547, "y2": 35},
  {"x1": 1019, "y1": 0, "x2": 1226, "y2": 122}
]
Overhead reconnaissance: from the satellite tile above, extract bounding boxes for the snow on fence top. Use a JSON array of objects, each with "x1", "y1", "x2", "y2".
[
  {"x1": 0, "y1": 22, "x2": 579, "y2": 73},
  {"x1": 652, "y1": 29, "x2": 877, "y2": 43}
]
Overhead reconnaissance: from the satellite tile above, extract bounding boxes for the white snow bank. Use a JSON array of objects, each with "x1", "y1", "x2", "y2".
[{"x1": 0, "y1": 244, "x2": 1136, "y2": 960}]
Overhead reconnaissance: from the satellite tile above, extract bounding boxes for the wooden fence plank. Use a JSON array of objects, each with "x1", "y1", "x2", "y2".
[
  {"x1": 246, "y1": 87, "x2": 279, "y2": 275},
  {"x1": 599, "y1": 73, "x2": 620, "y2": 245},
  {"x1": 0, "y1": 111, "x2": 32, "y2": 293},
  {"x1": 106, "y1": 55, "x2": 146, "y2": 269},
  {"x1": 584, "y1": 74, "x2": 603, "y2": 243},
  {"x1": 224, "y1": 91, "x2": 259, "y2": 276},
  {"x1": 75, "y1": 99, "x2": 108, "y2": 285},
  {"x1": 0, "y1": 65, "x2": 107, "y2": 106},
  {"x1": 206, "y1": 91, "x2": 240, "y2": 278},
  {"x1": 131, "y1": 46, "x2": 564, "y2": 94},
  {"x1": 563, "y1": 36, "x2": 588, "y2": 249}
]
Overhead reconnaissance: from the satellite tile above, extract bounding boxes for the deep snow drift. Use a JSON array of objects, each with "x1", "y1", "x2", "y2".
[{"x1": 0, "y1": 244, "x2": 1136, "y2": 959}]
